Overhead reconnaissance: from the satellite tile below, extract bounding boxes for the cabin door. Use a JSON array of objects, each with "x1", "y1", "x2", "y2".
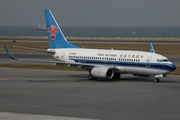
[
  {"x1": 146, "y1": 56, "x2": 152, "y2": 67},
  {"x1": 61, "y1": 52, "x2": 65, "y2": 62}
]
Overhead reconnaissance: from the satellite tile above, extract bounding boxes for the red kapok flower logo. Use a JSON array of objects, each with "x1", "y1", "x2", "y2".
[{"x1": 48, "y1": 25, "x2": 59, "y2": 40}]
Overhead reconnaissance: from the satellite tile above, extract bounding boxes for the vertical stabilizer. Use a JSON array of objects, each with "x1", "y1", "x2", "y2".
[
  {"x1": 44, "y1": 9, "x2": 79, "y2": 49},
  {"x1": 149, "y1": 42, "x2": 155, "y2": 53}
]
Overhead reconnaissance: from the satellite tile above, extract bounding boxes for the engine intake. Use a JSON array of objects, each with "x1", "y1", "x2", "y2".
[{"x1": 91, "y1": 66, "x2": 114, "y2": 78}]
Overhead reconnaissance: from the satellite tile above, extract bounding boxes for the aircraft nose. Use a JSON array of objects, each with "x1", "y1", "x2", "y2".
[
  {"x1": 170, "y1": 64, "x2": 176, "y2": 71},
  {"x1": 165, "y1": 63, "x2": 176, "y2": 72}
]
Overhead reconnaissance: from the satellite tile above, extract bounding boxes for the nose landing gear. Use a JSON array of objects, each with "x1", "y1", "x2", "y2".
[{"x1": 154, "y1": 74, "x2": 163, "y2": 83}]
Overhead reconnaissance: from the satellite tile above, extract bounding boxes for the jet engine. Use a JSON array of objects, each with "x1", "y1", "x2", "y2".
[{"x1": 90, "y1": 66, "x2": 114, "y2": 78}]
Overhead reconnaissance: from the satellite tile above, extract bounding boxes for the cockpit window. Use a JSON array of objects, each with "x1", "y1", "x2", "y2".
[
  {"x1": 157, "y1": 59, "x2": 169, "y2": 62},
  {"x1": 163, "y1": 59, "x2": 169, "y2": 62}
]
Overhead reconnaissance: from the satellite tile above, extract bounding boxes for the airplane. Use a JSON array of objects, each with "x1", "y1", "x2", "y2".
[{"x1": 4, "y1": 9, "x2": 176, "y2": 82}]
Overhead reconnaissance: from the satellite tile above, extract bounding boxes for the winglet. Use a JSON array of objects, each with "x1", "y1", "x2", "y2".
[
  {"x1": 3, "y1": 44, "x2": 17, "y2": 60},
  {"x1": 149, "y1": 42, "x2": 155, "y2": 53}
]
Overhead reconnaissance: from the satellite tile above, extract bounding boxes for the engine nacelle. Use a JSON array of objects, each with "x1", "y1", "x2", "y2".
[{"x1": 91, "y1": 66, "x2": 114, "y2": 78}]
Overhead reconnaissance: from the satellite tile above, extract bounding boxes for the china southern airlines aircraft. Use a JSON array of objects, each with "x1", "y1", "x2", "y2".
[{"x1": 4, "y1": 9, "x2": 176, "y2": 82}]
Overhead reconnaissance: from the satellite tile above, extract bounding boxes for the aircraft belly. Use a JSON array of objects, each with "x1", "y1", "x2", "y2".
[
  {"x1": 121, "y1": 66, "x2": 169, "y2": 75},
  {"x1": 123, "y1": 67, "x2": 145, "y2": 74}
]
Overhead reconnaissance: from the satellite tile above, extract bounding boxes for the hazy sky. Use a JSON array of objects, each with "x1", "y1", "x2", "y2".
[{"x1": 1, "y1": 0, "x2": 180, "y2": 27}]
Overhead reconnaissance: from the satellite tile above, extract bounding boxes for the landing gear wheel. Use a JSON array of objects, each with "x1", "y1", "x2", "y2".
[
  {"x1": 88, "y1": 74, "x2": 96, "y2": 80},
  {"x1": 112, "y1": 73, "x2": 121, "y2": 80},
  {"x1": 155, "y1": 78, "x2": 160, "y2": 83}
]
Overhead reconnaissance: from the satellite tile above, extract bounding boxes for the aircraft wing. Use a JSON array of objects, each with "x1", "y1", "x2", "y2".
[
  {"x1": 13, "y1": 46, "x2": 55, "y2": 53},
  {"x1": 3, "y1": 44, "x2": 104, "y2": 70}
]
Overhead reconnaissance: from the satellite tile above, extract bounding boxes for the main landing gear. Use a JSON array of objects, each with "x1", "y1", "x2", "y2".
[
  {"x1": 112, "y1": 73, "x2": 121, "y2": 80},
  {"x1": 155, "y1": 78, "x2": 160, "y2": 83},
  {"x1": 88, "y1": 74, "x2": 97, "y2": 80}
]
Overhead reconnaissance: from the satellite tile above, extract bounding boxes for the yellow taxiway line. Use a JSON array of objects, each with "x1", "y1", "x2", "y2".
[{"x1": 0, "y1": 78, "x2": 7, "y2": 80}]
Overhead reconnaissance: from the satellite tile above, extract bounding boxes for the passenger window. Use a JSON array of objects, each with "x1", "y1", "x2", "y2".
[
  {"x1": 120, "y1": 54, "x2": 123, "y2": 57},
  {"x1": 124, "y1": 55, "x2": 127, "y2": 58},
  {"x1": 136, "y1": 55, "x2": 139, "y2": 58},
  {"x1": 128, "y1": 55, "x2": 131, "y2": 58},
  {"x1": 132, "y1": 55, "x2": 135, "y2": 58}
]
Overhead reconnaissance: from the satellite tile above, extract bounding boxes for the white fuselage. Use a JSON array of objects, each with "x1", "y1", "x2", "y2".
[{"x1": 48, "y1": 48, "x2": 175, "y2": 75}]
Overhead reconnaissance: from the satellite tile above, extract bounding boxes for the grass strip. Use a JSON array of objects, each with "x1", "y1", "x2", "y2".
[{"x1": 0, "y1": 64, "x2": 179, "y2": 75}]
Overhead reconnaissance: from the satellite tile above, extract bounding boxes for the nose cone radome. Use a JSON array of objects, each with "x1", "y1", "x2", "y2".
[
  {"x1": 168, "y1": 64, "x2": 176, "y2": 72},
  {"x1": 170, "y1": 64, "x2": 176, "y2": 72}
]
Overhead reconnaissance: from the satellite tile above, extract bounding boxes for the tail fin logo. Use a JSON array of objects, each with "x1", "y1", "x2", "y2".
[{"x1": 48, "y1": 25, "x2": 59, "y2": 40}]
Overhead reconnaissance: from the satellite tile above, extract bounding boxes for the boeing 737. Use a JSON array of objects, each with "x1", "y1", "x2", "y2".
[{"x1": 4, "y1": 9, "x2": 176, "y2": 82}]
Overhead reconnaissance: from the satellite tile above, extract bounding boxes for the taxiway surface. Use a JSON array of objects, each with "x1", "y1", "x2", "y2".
[{"x1": 0, "y1": 67, "x2": 180, "y2": 120}]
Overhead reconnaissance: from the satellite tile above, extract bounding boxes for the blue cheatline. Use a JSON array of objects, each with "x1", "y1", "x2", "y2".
[{"x1": 44, "y1": 9, "x2": 80, "y2": 49}]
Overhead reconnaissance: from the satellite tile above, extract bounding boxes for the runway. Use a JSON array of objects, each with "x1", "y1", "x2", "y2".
[
  {"x1": 1, "y1": 52, "x2": 180, "y2": 66},
  {"x1": 0, "y1": 67, "x2": 180, "y2": 120}
]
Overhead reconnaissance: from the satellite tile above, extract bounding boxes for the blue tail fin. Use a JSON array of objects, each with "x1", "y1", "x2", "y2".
[
  {"x1": 44, "y1": 9, "x2": 79, "y2": 49},
  {"x1": 149, "y1": 42, "x2": 155, "y2": 53}
]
